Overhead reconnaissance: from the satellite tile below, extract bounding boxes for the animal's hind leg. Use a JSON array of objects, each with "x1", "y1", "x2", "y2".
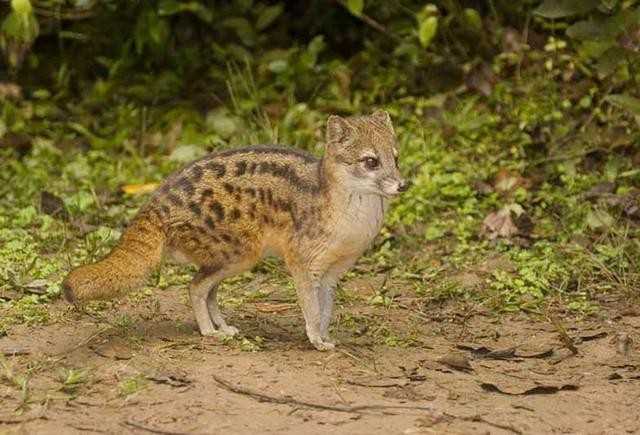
[
  {"x1": 189, "y1": 266, "x2": 238, "y2": 337},
  {"x1": 189, "y1": 258, "x2": 257, "y2": 337},
  {"x1": 206, "y1": 284, "x2": 238, "y2": 336},
  {"x1": 189, "y1": 269, "x2": 219, "y2": 336}
]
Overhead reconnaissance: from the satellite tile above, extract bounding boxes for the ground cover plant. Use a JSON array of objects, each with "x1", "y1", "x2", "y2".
[{"x1": 1, "y1": 1, "x2": 639, "y2": 433}]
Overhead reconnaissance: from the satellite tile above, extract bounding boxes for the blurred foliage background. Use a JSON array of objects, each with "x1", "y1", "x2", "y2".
[{"x1": 1, "y1": 0, "x2": 639, "y2": 330}]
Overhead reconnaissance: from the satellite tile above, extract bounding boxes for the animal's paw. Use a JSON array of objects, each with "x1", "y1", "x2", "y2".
[
  {"x1": 200, "y1": 325, "x2": 240, "y2": 338},
  {"x1": 310, "y1": 337, "x2": 336, "y2": 351},
  {"x1": 218, "y1": 325, "x2": 240, "y2": 337},
  {"x1": 321, "y1": 335, "x2": 338, "y2": 346}
]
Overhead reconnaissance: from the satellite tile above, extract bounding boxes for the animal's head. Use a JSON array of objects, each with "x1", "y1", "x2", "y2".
[{"x1": 324, "y1": 110, "x2": 409, "y2": 197}]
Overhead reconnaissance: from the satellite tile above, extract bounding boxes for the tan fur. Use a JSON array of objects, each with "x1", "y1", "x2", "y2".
[{"x1": 63, "y1": 111, "x2": 407, "y2": 350}]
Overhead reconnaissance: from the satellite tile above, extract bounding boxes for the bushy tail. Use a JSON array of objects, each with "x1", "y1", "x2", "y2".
[{"x1": 63, "y1": 212, "x2": 165, "y2": 304}]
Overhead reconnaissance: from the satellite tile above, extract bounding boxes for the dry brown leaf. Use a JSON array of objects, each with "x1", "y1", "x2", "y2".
[
  {"x1": 494, "y1": 169, "x2": 530, "y2": 194},
  {"x1": 121, "y1": 183, "x2": 159, "y2": 195},
  {"x1": 91, "y1": 338, "x2": 133, "y2": 360},
  {"x1": 481, "y1": 208, "x2": 519, "y2": 240},
  {"x1": 437, "y1": 352, "x2": 473, "y2": 371},
  {"x1": 0, "y1": 82, "x2": 22, "y2": 100},
  {"x1": 480, "y1": 381, "x2": 578, "y2": 395},
  {"x1": 465, "y1": 62, "x2": 497, "y2": 97},
  {"x1": 40, "y1": 191, "x2": 68, "y2": 220}
]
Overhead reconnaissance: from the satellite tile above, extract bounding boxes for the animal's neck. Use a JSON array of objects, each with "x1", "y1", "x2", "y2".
[
  {"x1": 317, "y1": 157, "x2": 387, "y2": 228},
  {"x1": 327, "y1": 189, "x2": 387, "y2": 244},
  {"x1": 344, "y1": 193, "x2": 385, "y2": 224}
]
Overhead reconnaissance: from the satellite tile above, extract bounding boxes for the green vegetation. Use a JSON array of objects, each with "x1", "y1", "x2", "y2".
[
  {"x1": 118, "y1": 374, "x2": 147, "y2": 397},
  {"x1": 1, "y1": 0, "x2": 639, "y2": 335},
  {"x1": 56, "y1": 367, "x2": 89, "y2": 395}
]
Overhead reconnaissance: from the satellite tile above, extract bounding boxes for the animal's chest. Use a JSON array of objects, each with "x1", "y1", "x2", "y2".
[{"x1": 332, "y1": 195, "x2": 386, "y2": 254}]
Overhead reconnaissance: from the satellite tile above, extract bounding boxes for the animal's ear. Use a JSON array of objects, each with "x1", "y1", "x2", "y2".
[
  {"x1": 372, "y1": 110, "x2": 394, "y2": 131},
  {"x1": 326, "y1": 115, "x2": 353, "y2": 144}
]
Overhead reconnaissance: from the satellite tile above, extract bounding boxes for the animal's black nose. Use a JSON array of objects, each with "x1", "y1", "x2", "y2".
[{"x1": 398, "y1": 180, "x2": 411, "y2": 192}]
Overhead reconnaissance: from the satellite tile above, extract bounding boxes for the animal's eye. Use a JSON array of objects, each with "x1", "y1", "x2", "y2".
[
  {"x1": 363, "y1": 157, "x2": 380, "y2": 170},
  {"x1": 394, "y1": 155, "x2": 399, "y2": 167}
]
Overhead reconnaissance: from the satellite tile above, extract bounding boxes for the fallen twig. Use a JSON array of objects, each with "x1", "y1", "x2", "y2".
[
  {"x1": 67, "y1": 423, "x2": 109, "y2": 433},
  {"x1": 123, "y1": 420, "x2": 191, "y2": 435},
  {"x1": 51, "y1": 327, "x2": 111, "y2": 357},
  {"x1": 444, "y1": 413, "x2": 523, "y2": 435},
  {"x1": 345, "y1": 379, "x2": 407, "y2": 388},
  {"x1": 0, "y1": 415, "x2": 44, "y2": 425},
  {"x1": 211, "y1": 374, "x2": 432, "y2": 415},
  {"x1": 546, "y1": 313, "x2": 578, "y2": 355},
  {"x1": 1, "y1": 348, "x2": 30, "y2": 356}
]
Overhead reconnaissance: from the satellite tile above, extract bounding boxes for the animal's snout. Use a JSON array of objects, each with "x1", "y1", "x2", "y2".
[{"x1": 397, "y1": 179, "x2": 411, "y2": 192}]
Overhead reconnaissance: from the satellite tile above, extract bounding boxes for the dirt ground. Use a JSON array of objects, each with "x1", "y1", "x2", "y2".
[{"x1": 1, "y1": 274, "x2": 639, "y2": 435}]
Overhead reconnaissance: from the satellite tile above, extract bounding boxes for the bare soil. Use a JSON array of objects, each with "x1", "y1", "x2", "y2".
[{"x1": 1, "y1": 274, "x2": 639, "y2": 435}]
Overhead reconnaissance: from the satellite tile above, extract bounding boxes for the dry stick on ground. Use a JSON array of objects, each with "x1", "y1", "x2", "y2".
[
  {"x1": 1, "y1": 348, "x2": 30, "y2": 356},
  {"x1": 443, "y1": 413, "x2": 523, "y2": 435},
  {"x1": 337, "y1": 347, "x2": 379, "y2": 376},
  {"x1": 546, "y1": 312, "x2": 578, "y2": 355},
  {"x1": 123, "y1": 420, "x2": 191, "y2": 435},
  {"x1": 51, "y1": 326, "x2": 111, "y2": 358},
  {"x1": 0, "y1": 415, "x2": 44, "y2": 425},
  {"x1": 213, "y1": 374, "x2": 523, "y2": 433},
  {"x1": 211, "y1": 374, "x2": 433, "y2": 415},
  {"x1": 67, "y1": 424, "x2": 109, "y2": 434}
]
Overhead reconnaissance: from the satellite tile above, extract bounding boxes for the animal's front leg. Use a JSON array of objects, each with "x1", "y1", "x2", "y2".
[
  {"x1": 286, "y1": 258, "x2": 334, "y2": 350},
  {"x1": 284, "y1": 252, "x2": 335, "y2": 350},
  {"x1": 298, "y1": 281, "x2": 335, "y2": 351},
  {"x1": 319, "y1": 285, "x2": 335, "y2": 343},
  {"x1": 318, "y1": 261, "x2": 353, "y2": 344}
]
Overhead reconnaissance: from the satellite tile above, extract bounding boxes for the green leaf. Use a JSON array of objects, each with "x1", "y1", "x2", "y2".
[
  {"x1": 11, "y1": 0, "x2": 32, "y2": 15},
  {"x1": 300, "y1": 35, "x2": 325, "y2": 69},
  {"x1": 234, "y1": 0, "x2": 253, "y2": 14},
  {"x1": 577, "y1": 40, "x2": 612, "y2": 60},
  {"x1": 158, "y1": 1, "x2": 213, "y2": 23},
  {"x1": 1, "y1": 12, "x2": 38, "y2": 42},
  {"x1": 424, "y1": 225, "x2": 445, "y2": 241},
  {"x1": 534, "y1": 0, "x2": 600, "y2": 19},
  {"x1": 205, "y1": 109, "x2": 238, "y2": 139},
  {"x1": 268, "y1": 59, "x2": 288, "y2": 74},
  {"x1": 256, "y1": 4, "x2": 284, "y2": 31},
  {"x1": 463, "y1": 8, "x2": 482, "y2": 32},
  {"x1": 596, "y1": 46, "x2": 626, "y2": 75},
  {"x1": 418, "y1": 16, "x2": 438, "y2": 48},
  {"x1": 586, "y1": 209, "x2": 614, "y2": 230},
  {"x1": 2, "y1": 0, "x2": 39, "y2": 43},
  {"x1": 567, "y1": 16, "x2": 621, "y2": 42},
  {"x1": 605, "y1": 94, "x2": 640, "y2": 116},
  {"x1": 158, "y1": 0, "x2": 181, "y2": 15},
  {"x1": 346, "y1": 0, "x2": 364, "y2": 17},
  {"x1": 222, "y1": 17, "x2": 255, "y2": 46},
  {"x1": 567, "y1": 20, "x2": 605, "y2": 41},
  {"x1": 169, "y1": 144, "x2": 207, "y2": 163},
  {"x1": 600, "y1": 0, "x2": 619, "y2": 11}
]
